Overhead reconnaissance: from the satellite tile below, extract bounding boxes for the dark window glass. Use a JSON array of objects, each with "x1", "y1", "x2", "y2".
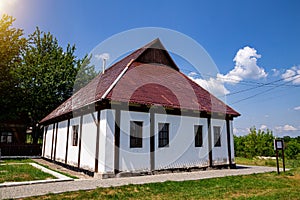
[
  {"x1": 195, "y1": 125, "x2": 203, "y2": 147},
  {"x1": 130, "y1": 121, "x2": 143, "y2": 148},
  {"x1": 158, "y1": 123, "x2": 169, "y2": 148},
  {"x1": 0, "y1": 132, "x2": 12, "y2": 143},
  {"x1": 72, "y1": 125, "x2": 79, "y2": 146},
  {"x1": 214, "y1": 126, "x2": 221, "y2": 147}
]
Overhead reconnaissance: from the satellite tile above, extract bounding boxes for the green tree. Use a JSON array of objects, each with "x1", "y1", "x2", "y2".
[
  {"x1": 73, "y1": 54, "x2": 97, "y2": 92},
  {"x1": 234, "y1": 127, "x2": 275, "y2": 158},
  {"x1": 0, "y1": 14, "x2": 27, "y2": 121},
  {"x1": 285, "y1": 140, "x2": 300, "y2": 159},
  {"x1": 16, "y1": 27, "x2": 96, "y2": 143}
]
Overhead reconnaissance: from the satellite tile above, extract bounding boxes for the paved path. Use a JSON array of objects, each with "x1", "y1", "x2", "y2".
[{"x1": 0, "y1": 165, "x2": 279, "y2": 199}]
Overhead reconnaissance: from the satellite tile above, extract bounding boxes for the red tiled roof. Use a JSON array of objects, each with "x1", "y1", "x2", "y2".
[{"x1": 40, "y1": 39, "x2": 239, "y2": 124}]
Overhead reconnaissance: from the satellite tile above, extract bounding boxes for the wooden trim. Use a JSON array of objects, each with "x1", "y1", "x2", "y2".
[
  {"x1": 65, "y1": 119, "x2": 70, "y2": 164},
  {"x1": 226, "y1": 119, "x2": 232, "y2": 168},
  {"x1": 50, "y1": 123, "x2": 55, "y2": 160},
  {"x1": 53, "y1": 122, "x2": 59, "y2": 161},
  {"x1": 95, "y1": 110, "x2": 101, "y2": 173},
  {"x1": 114, "y1": 108, "x2": 121, "y2": 174},
  {"x1": 41, "y1": 98, "x2": 238, "y2": 126},
  {"x1": 207, "y1": 117, "x2": 212, "y2": 167},
  {"x1": 42, "y1": 126, "x2": 48, "y2": 157},
  {"x1": 150, "y1": 110, "x2": 155, "y2": 171},
  {"x1": 77, "y1": 115, "x2": 83, "y2": 168}
]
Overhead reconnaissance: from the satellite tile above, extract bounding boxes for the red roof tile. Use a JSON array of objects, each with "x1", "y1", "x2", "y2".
[{"x1": 40, "y1": 39, "x2": 239, "y2": 124}]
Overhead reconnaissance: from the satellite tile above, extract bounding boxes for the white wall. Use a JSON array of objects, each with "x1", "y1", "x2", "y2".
[
  {"x1": 67, "y1": 116, "x2": 80, "y2": 167},
  {"x1": 119, "y1": 111, "x2": 150, "y2": 172},
  {"x1": 211, "y1": 119, "x2": 228, "y2": 165},
  {"x1": 44, "y1": 124, "x2": 54, "y2": 159},
  {"x1": 55, "y1": 120, "x2": 68, "y2": 163},
  {"x1": 230, "y1": 120, "x2": 235, "y2": 163},
  {"x1": 80, "y1": 112, "x2": 97, "y2": 171},
  {"x1": 43, "y1": 109, "x2": 234, "y2": 173},
  {"x1": 154, "y1": 114, "x2": 209, "y2": 170},
  {"x1": 98, "y1": 109, "x2": 115, "y2": 173}
]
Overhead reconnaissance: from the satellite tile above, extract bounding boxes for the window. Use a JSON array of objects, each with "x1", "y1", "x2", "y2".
[
  {"x1": 72, "y1": 125, "x2": 79, "y2": 146},
  {"x1": 0, "y1": 132, "x2": 12, "y2": 143},
  {"x1": 130, "y1": 121, "x2": 143, "y2": 148},
  {"x1": 194, "y1": 125, "x2": 203, "y2": 147},
  {"x1": 213, "y1": 126, "x2": 221, "y2": 147},
  {"x1": 158, "y1": 123, "x2": 169, "y2": 148}
]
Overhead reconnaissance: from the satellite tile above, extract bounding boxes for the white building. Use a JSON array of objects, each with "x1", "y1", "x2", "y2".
[{"x1": 40, "y1": 39, "x2": 240, "y2": 177}]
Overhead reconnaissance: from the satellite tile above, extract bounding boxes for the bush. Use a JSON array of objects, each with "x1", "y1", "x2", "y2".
[
  {"x1": 234, "y1": 128, "x2": 300, "y2": 160},
  {"x1": 234, "y1": 127, "x2": 275, "y2": 158}
]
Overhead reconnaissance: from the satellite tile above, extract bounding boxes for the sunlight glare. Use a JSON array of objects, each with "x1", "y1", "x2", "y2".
[{"x1": 0, "y1": 0, "x2": 18, "y2": 15}]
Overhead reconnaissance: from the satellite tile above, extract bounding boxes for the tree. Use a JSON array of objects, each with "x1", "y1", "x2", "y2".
[
  {"x1": 234, "y1": 127, "x2": 275, "y2": 158},
  {"x1": 0, "y1": 14, "x2": 27, "y2": 121},
  {"x1": 16, "y1": 27, "x2": 96, "y2": 143},
  {"x1": 73, "y1": 54, "x2": 97, "y2": 92},
  {"x1": 284, "y1": 139, "x2": 300, "y2": 159}
]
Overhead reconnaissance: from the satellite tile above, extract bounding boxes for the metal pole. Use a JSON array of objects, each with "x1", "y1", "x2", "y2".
[{"x1": 276, "y1": 149, "x2": 280, "y2": 174}]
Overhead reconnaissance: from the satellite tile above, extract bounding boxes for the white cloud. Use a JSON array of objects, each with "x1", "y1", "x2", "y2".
[
  {"x1": 95, "y1": 53, "x2": 110, "y2": 60},
  {"x1": 217, "y1": 46, "x2": 267, "y2": 84},
  {"x1": 188, "y1": 71, "x2": 197, "y2": 77},
  {"x1": 281, "y1": 66, "x2": 300, "y2": 84},
  {"x1": 275, "y1": 124, "x2": 298, "y2": 132},
  {"x1": 233, "y1": 128, "x2": 238, "y2": 135},
  {"x1": 283, "y1": 125, "x2": 298, "y2": 131},
  {"x1": 260, "y1": 124, "x2": 268, "y2": 130},
  {"x1": 271, "y1": 68, "x2": 280, "y2": 77},
  {"x1": 189, "y1": 76, "x2": 230, "y2": 97},
  {"x1": 294, "y1": 106, "x2": 300, "y2": 111}
]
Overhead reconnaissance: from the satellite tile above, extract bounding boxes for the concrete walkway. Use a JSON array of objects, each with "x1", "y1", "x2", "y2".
[
  {"x1": 0, "y1": 165, "x2": 279, "y2": 199},
  {"x1": 32, "y1": 159, "x2": 92, "y2": 179}
]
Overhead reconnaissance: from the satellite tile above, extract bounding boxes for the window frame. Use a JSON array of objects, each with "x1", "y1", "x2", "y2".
[
  {"x1": 0, "y1": 132, "x2": 13, "y2": 143},
  {"x1": 213, "y1": 126, "x2": 221, "y2": 147},
  {"x1": 130, "y1": 121, "x2": 143, "y2": 148},
  {"x1": 194, "y1": 125, "x2": 203, "y2": 147},
  {"x1": 158, "y1": 123, "x2": 169, "y2": 148},
  {"x1": 72, "y1": 125, "x2": 79, "y2": 146}
]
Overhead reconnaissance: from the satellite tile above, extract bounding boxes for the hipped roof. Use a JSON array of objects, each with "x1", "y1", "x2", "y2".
[{"x1": 40, "y1": 39, "x2": 239, "y2": 124}]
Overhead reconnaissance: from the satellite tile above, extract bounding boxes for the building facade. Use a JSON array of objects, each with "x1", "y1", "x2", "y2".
[{"x1": 41, "y1": 39, "x2": 240, "y2": 177}]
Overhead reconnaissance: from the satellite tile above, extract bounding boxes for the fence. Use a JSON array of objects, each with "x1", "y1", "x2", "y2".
[{"x1": 0, "y1": 144, "x2": 42, "y2": 156}]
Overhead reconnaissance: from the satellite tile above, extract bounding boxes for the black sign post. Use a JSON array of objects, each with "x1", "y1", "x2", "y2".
[{"x1": 274, "y1": 139, "x2": 285, "y2": 174}]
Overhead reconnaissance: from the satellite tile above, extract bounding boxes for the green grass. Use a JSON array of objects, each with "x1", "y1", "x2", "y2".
[
  {"x1": 1, "y1": 158, "x2": 34, "y2": 163},
  {"x1": 24, "y1": 158, "x2": 300, "y2": 200},
  {"x1": 0, "y1": 164, "x2": 56, "y2": 183},
  {"x1": 25, "y1": 167, "x2": 300, "y2": 200},
  {"x1": 235, "y1": 157, "x2": 300, "y2": 169},
  {"x1": 1, "y1": 158, "x2": 78, "y2": 179}
]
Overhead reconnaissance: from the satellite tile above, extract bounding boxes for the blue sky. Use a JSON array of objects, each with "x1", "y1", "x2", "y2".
[{"x1": 1, "y1": 0, "x2": 300, "y2": 137}]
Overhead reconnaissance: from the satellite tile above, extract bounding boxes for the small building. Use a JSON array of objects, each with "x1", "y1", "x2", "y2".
[
  {"x1": 40, "y1": 39, "x2": 240, "y2": 177},
  {"x1": 0, "y1": 119, "x2": 41, "y2": 156}
]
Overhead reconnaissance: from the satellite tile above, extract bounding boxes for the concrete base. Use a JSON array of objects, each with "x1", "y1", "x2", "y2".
[{"x1": 94, "y1": 172, "x2": 115, "y2": 179}]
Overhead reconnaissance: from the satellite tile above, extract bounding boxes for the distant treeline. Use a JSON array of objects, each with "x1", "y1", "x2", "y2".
[{"x1": 234, "y1": 127, "x2": 300, "y2": 159}]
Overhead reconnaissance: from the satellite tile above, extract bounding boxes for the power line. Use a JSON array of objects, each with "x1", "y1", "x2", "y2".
[
  {"x1": 222, "y1": 73, "x2": 300, "y2": 97},
  {"x1": 180, "y1": 67, "x2": 300, "y2": 89},
  {"x1": 230, "y1": 76, "x2": 300, "y2": 105}
]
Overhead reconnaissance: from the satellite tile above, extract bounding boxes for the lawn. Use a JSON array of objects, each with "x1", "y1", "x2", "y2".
[
  {"x1": 235, "y1": 156, "x2": 300, "y2": 169},
  {"x1": 25, "y1": 160, "x2": 300, "y2": 200},
  {"x1": 0, "y1": 163, "x2": 56, "y2": 183},
  {"x1": 0, "y1": 158, "x2": 77, "y2": 179}
]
